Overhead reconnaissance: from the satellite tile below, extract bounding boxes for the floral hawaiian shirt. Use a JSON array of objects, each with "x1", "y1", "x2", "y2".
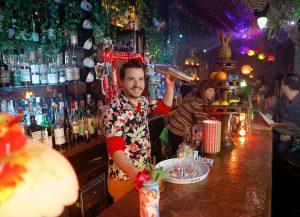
[{"x1": 104, "y1": 93, "x2": 165, "y2": 181}]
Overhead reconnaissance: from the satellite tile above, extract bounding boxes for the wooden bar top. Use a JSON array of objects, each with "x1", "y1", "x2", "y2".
[{"x1": 99, "y1": 127, "x2": 272, "y2": 217}]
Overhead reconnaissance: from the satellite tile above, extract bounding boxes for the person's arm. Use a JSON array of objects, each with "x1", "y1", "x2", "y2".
[
  {"x1": 111, "y1": 150, "x2": 139, "y2": 182},
  {"x1": 162, "y1": 75, "x2": 175, "y2": 106}
]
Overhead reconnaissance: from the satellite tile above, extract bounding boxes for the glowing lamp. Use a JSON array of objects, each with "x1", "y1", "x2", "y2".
[
  {"x1": 241, "y1": 65, "x2": 252, "y2": 75},
  {"x1": 184, "y1": 60, "x2": 189, "y2": 65},
  {"x1": 258, "y1": 53, "x2": 266, "y2": 60},
  {"x1": 247, "y1": 50, "x2": 255, "y2": 56},
  {"x1": 239, "y1": 128, "x2": 246, "y2": 137},
  {"x1": 257, "y1": 16, "x2": 268, "y2": 29},
  {"x1": 0, "y1": 113, "x2": 79, "y2": 217}
]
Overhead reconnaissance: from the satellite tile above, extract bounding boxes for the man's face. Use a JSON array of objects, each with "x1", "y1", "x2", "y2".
[
  {"x1": 281, "y1": 82, "x2": 288, "y2": 97},
  {"x1": 121, "y1": 67, "x2": 145, "y2": 101}
]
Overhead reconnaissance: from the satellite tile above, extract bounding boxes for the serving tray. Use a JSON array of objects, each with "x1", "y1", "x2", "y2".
[{"x1": 156, "y1": 158, "x2": 210, "y2": 184}]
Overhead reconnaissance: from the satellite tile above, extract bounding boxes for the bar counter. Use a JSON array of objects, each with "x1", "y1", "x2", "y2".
[{"x1": 99, "y1": 124, "x2": 272, "y2": 217}]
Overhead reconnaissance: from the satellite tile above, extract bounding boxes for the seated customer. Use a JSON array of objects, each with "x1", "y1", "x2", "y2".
[
  {"x1": 167, "y1": 80, "x2": 215, "y2": 155},
  {"x1": 265, "y1": 73, "x2": 300, "y2": 159}
]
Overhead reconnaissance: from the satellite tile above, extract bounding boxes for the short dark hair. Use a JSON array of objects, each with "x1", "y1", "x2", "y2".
[
  {"x1": 282, "y1": 73, "x2": 300, "y2": 90},
  {"x1": 119, "y1": 58, "x2": 147, "y2": 81}
]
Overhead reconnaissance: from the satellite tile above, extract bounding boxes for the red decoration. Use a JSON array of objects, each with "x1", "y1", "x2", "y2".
[
  {"x1": 267, "y1": 55, "x2": 275, "y2": 61},
  {"x1": 135, "y1": 169, "x2": 150, "y2": 189}
]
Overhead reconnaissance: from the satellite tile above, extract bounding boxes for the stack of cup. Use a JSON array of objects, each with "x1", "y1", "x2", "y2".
[{"x1": 202, "y1": 120, "x2": 221, "y2": 154}]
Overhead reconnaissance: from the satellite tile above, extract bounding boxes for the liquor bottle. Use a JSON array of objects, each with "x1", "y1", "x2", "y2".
[
  {"x1": 78, "y1": 100, "x2": 86, "y2": 140},
  {"x1": 17, "y1": 107, "x2": 26, "y2": 133},
  {"x1": 71, "y1": 55, "x2": 80, "y2": 82},
  {"x1": 38, "y1": 48, "x2": 48, "y2": 85},
  {"x1": 27, "y1": 114, "x2": 42, "y2": 142},
  {"x1": 40, "y1": 107, "x2": 53, "y2": 148},
  {"x1": 53, "y1": 104, "x2": 66, "y2": 146},
  {"x1": 70, "y1": 26, "x2": 78, "y2": 47},
  {"x1": 10, "y1": 49, "x2": 21, "y2": 86},
  {"x1": 70, "y1": 102, "x2": 79, "y2": 141},
  {"x1": 29, "y1": 50, "x2": 40, "y2": 85},
  {"x1": 96, "y1": 100, "x2": 104, "y2": 136},
  {"x1": 86, "y1": 109, "x2": 95, "y2": 136},
  {"x1": 0, "y1": 52, "x2": 11, "y2": 87},
  {"x1": 35, "y1": 96, "x2": 43, "y2": 125},
  {"x1": 65, "y1": 51, "x2": 73, "y2": 83},
  {"x1": 20, "y1": 49, "x2": 31, "y2": 86},
  {"x1": 57, "y1": 53, "x2": 66, "y2": 84},
  {"x1": 63, "y1": 105, "x2": 72, "y2": 144},
  {"x1": 47, "y1": 56, "x2": 58, "y2": 84},
  {"x1": 84, "y1": 117, "x2": 90, "y2": 142},
  {"x1": 30, "y1": 14, "x2": 39, "y2": 42}
]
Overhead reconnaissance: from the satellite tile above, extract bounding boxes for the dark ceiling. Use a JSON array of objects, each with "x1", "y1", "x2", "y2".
[{"x1": 175, "y1": 0, "x2": 262, "y2": 38}]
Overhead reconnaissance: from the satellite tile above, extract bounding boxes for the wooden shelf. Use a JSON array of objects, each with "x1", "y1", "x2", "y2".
[{"x1": 55, "y1": 135, "x2": 106, "y2": 158}]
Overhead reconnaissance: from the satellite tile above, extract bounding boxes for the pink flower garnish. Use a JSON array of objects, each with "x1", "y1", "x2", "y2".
[{"x1": 135, "y1": 169, "x2": 150, "y2": 189}]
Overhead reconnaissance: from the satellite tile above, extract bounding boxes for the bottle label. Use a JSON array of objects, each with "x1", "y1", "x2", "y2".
[
  {"x1": 39, "y1": 65, "x2": 48, "y2": 84},
  {"x1": 79, "y1": 122, "x2": 84, "y2": 136},
  {"x1": 73, "y1": 67, "x2": 80, "y2": 81},
  {"x1": 21, "y1": 68, "x2": 30, "y2": 82},
  {"x1": 48, "y1": 68, "x2": 58, "y2": 84},
  {"x1": 12, "y1": 69, "x2": 22, "y2": 86},
  {"x1": 72, "y1": 124, "x2": 80, "y2": 134},
  {"x1": 0, "y1": 68, "x2": 10, "y2": 84},
  {"x1": 59, "y1": 70, "x2": 66, "y2": 83},
  {"x1": 87, "y1": 118, "x2": 94, "y2": 134},
  {"x1": 54, "y1": 128, "x2": 66, "y2": 145},
  {"x1": 31, "y1": 130, "x2": 42, "y2": 142},
  {"x1": 30, "y1": 64, "x2": 40, "y2": 84},
  {"x1": 42, "y1": 130, "x2": 53, "y2": 148},
  {"x1": 66, "y1": 67, "x2": 73, "y2": 81}
]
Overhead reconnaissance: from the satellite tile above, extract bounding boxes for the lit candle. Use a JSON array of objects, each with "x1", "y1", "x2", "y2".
[{"x1": 239, "y1": 128, "x2": 246, "y2": 137}]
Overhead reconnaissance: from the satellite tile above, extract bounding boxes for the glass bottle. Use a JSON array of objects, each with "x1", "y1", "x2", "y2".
[
  {"x1": 17, "y1": 107, "x2": 26, "y2": 133},
  {"x1": 10, "y1": 49, "x2": 21, "y2": 86},
  {"x1": 70, "y1": 102, "x2": 79, "y2": 142},
  {"x1": 40, "y1": 107, "x2": 53, "y2": 148},
  {"x1": 29, "y1": 50, "x2": 40, "y2": 85},
  {"x1": 70, "y1": 26, "x2": 78, "y2": 47},
  {"x1": 53, "y1": 104, "x2": 66, "y2": 146},
  {"x1": 47, "y1": 56, "x2": 58, "y2": 84},
  {"x1": 65, "y1": 51, "x2": 73, "y2": 83},
  {"x1": 27, "y1": 114, "x2": 42, "y2": 142},
  {"x1": 38, "y1": 48, "x2": 48, "y2": 85},
  {"x1": 86, "y1": 109, "x2": 95, "y2": 136},
  {"x1": 71, "y1": 55, "x2": 80, "y2": 82},
  {"x1": 35, "y1": 96, "x2": 43, "y2": 125},
  {"x1": 57, "y1": 53, "x2": 66, "y2": 84},
  {"x1": 97, "y1": 100, "x2": 104, "y2": 136},
  {"x1": 20, "y1": 49, "x2": 31, "y2": 86},
  {"x1": 63, "y1": 105, "x2": 72, "y2": 144},
  {"x1": 0, "y1": 52, "x2": 11, "y2": 87}
]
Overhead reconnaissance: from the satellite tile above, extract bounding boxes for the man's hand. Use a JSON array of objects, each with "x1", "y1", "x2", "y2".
[
  {"x1": 280, "y1": 134, "x2": 291, "y2": 142},
  {"x1": 265, "y1": 113, "x2": 273, "y2": 120},
  {"x1": 162, "y1": 75, "x2": 175, "y2": 106},
  {"x1": 165, "y1": 75, "x2": 175, "y2": 90}
]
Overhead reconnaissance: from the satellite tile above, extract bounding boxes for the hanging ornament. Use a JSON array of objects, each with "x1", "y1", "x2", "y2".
[
  {"x1": 241, "y1": 65, "x2": 252, "y2": 75},
  {"x1": 247, "y1": 50, "x2": 255, "y2": 56},
  {"x1": 258, "y1": 53, "x2": 266, "y2": 60}
]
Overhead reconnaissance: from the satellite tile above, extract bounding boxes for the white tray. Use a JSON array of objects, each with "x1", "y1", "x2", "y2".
[{"x1": 156, "y1": 158, "x2": 210, "y2": 184}]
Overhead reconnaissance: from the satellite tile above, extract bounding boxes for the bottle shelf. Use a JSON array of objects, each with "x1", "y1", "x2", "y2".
[{"x1": 0, "y1": 82, "x2": 85, "y2": 91}]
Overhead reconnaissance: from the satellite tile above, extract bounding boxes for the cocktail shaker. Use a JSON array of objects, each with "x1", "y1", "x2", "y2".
[{"x1": 154, "y1": 64, "x2": 192, "y2": 83}]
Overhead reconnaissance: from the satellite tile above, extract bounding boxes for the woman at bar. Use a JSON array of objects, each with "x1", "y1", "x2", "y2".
[{"x1": 167, "y1": 80, "x2": 215, "y2": 156}]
